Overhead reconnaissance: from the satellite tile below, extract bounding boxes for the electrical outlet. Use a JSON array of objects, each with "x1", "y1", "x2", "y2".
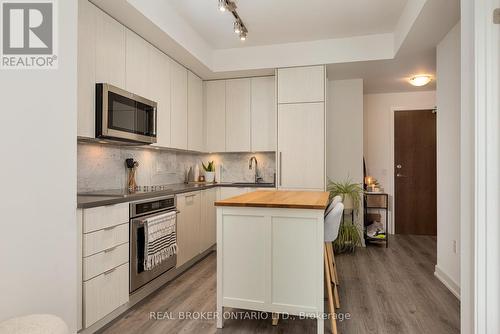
[{"x1": 453, "y1": 240, "x2": 457, "y2": 254}]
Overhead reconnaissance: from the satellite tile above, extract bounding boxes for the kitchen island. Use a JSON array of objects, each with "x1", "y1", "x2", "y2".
[{"x1": 215, "y1": 190, "x2": 330, "y2": 333}]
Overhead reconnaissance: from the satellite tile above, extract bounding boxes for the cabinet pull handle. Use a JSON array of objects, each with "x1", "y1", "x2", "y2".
[
  {"x1": 185, "y1": 194, "x2": 196, "y2": 198},
  {"x1": 279, "y1": 152, "x2": 282, "y2": 186},
  {"x1": 104, "y1": 245, "x2": 118, "y2": 253},
  {"x1": 103, "y1": 268, "x2": 116, "y2": 276},
  {"x1": 103, "y1": 225, "x2": 116, "y2": 231}
]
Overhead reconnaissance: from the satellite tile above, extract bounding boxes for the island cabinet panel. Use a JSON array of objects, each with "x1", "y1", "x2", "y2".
[
  {"x1": 271, "y1": 216, "x2": 319, "y2": 308},
  {"x1": 221, "y1": 214, "x2": 267, "y2": 304},
  {"x1": 216, "y1": 205, "x2": 325, "y2": 333}
]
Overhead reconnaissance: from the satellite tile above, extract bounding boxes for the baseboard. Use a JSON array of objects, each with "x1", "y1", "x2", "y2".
[{"x1": 434, "y1": 265, "x2": 460, "y2": 299}]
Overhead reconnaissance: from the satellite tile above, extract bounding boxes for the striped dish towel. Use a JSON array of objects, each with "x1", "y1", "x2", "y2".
[{"x1": 144, "y1": 211, "x2": 178, "y2": 271}]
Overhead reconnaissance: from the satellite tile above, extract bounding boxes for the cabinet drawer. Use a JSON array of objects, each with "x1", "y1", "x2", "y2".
[
  {"x1": 83, "y1": 223, "x2": 128, "y2": 257},
  {"x1": 83, "y1": 242, "x2": 129, "y2": 281},
  {"x1": 84, "y1": 263, "x2": 129, "y2": 327},
  {"x1": 83, "y1": 203, "x2": 129, "y2": 233}
]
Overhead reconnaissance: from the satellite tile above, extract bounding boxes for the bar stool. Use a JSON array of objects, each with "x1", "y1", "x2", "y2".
[{"x1": 324, "y1": 202, "x2": 344, "y2": 334}]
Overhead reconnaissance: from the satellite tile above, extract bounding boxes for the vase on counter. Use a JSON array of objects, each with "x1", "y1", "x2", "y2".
[
  {"x1": 125, "y1": 158, "x2": 139, "y2": 192},
  {"x1": 204, "y1": 171, "x2": 215, "y2": 183}
]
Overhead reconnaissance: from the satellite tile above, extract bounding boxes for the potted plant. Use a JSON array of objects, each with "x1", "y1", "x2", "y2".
[
  {"x1": 202, "y1": 161, "x2": 216, "y2": 183},
  {"x1": 327, "y1": 178, "x2": 363, "y2": 253}
]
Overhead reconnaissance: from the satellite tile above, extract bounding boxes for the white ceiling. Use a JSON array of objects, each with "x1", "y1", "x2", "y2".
[
  {"x1": 168, "y1": 0, "x2": 408, "y2": 49},
  {"x1": 327, "y1": 49, "x2": 437, "y2": 94}
]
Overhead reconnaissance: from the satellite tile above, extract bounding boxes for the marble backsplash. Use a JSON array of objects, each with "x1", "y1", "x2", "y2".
[{"x1": 77, "y1": 143, "x2": 276, "y2": 192}]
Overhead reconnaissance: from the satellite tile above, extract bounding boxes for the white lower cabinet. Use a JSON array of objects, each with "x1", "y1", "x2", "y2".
[
  {"x1": 176, "y1": 191, "x2": 201, "y2": 267},
  {"x1": 200, "y1": 188, "x2": 217, "y2": 252},
  {"x1": 80, "y1": 203, "x2": 130, "y2": 329},
  {"x1": 84, "y1": 263, "x2": 129, "y2": 328}
]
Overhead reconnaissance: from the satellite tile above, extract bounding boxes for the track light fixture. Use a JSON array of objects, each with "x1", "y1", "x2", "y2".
[{"x1": 217, "y1": 0, "x2": 248, "y2": 41}]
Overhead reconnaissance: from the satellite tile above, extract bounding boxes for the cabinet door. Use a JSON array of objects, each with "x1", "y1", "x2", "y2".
[
  {"x1": 170, "y1": 60, "x2": 188, "y2": 149},
  {"x1": 188, "y1": 71, "x2": 204, "y2": 152},
  {"x1": 251, "y1": 76, "x2": 276, "y2": 152},
  {"x1": 95, "y1": 10, "x2": 126, "y2": 88},
  {"x1": 278, "y1": 103, "x2": 325, "y2": 190},
  {"x1": 176, "y1": 192, "x2": 201, "y2": 266},
  {"x1": 77, "y1": 0, "x2": 97, "y2": 138},
  {"x1": 277, "y1": 66, "x2": 325, "y2": 103},
  {"x1": 125, "y1": 29, "x2": 150, "y2": 99},
  {"x1": 200, "y1": 188, "x2": 217, "y2": 253},
  {"x1": 226, "y1": 78, "x2": 251, "y2": 152},
  {"x1": 205, "y1": 80, "x2": 226, "y2": 152},
  {"x1": 219, "y1": 187, "x2": 248, "y2": 200},
  {"x1": 150, "y1": 47, "x2": 171, "y2": 148}
]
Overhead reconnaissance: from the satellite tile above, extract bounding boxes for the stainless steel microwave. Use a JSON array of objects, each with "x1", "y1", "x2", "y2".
[{"x1": 96, "y1": 83, "x2": 157, "y2": 144}]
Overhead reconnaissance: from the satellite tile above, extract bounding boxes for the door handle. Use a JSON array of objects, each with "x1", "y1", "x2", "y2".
[
  {"x1": 396, "y1": 173, "x2": 408, "y2": 178},
  {"x1": 279, "y1": 152, "x2": 282, "y2": 187}
]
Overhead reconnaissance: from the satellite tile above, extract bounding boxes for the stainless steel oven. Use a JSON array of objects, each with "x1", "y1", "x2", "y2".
[
  {"x1": 129, "y1": 195, "x2": 177, "y2": 293},
  {"x1": 96, "y1": 83, "x2": 157, "y2": 144}
]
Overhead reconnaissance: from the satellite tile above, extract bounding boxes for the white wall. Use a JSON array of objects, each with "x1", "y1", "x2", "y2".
[
  {"x1": 0, "y1": 0, "x2": 78, "y2": 331},
  {"x1": 363, "y1": 91, "x2": 436, "y2": 232},
  {"x1": 327, "y1": 79, "x2": 364, "y2": 231},
  {"x1": 327, "y1": 79, "x2": 364, "y2": 183},
  {"x1": 459, "y1": 2, "x2": 475, "y2": 331},
  {"x1": 435, "y1": 23, "x2": 461, "y2": 298}
]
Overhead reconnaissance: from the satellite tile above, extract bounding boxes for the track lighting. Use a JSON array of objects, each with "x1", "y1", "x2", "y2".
[
  {"x1": 234, "y1": 21, "x2": 241, "y2": 34},
  {"x1": 218, "y1": 0, "x2": 227, "y2": 12},
  {"x1": 217, "y1": 0, "x2": 248, "y2": 41}
]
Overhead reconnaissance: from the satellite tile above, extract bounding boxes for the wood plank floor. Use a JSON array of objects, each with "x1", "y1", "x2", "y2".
[{"x1": 100, "y1": 235, "x2": 459, "y2": 334}]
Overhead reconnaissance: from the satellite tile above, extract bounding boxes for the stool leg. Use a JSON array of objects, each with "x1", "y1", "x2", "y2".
[
  {"x1": 272, "y1": 313, "x2": 279, "y2": 326},
  {"x1": 329, "y1": 243, "x2": 340, "y2": 286},
  {"x1": 324, "y1": 248, "x2": 338, "y2": 334},
  {"x1": 326, "y1": 243, "x2": 340, "y2": 309}
]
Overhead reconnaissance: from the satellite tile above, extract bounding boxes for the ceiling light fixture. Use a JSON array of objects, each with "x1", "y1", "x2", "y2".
[
  {"x1": 233, "y1": 21, "x2": 241, "y2": 34},
  {"x1": 409, "y1": 74, "x2": 432, "y2": 87},
  {"x1": 218, "y1": 0, "x2": 227, "y2": 12},
  {"x1": 217, "y1": 0, "x2": 248, "y2": 41}
]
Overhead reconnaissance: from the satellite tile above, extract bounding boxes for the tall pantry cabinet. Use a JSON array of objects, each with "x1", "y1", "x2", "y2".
[{"x1": 276, "y1": 66, "x2": 326, "y2": 191}]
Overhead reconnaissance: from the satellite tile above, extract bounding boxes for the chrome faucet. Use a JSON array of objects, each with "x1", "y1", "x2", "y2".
[{"x1": 249, "y1": 156, "x2": 263, "y2": 183}]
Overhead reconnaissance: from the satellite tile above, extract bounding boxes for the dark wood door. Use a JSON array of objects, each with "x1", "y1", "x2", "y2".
[{"x1": 394, "y1": 110, "x2": 436, "y2": 235}]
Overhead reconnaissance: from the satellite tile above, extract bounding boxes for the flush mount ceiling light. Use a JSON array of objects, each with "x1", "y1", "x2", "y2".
[
  {"x1": 218, "y1": 0, "x2": 248, "y2": 41},
  {"x1": 409, "y1": 75, "x2": 432, "y2": 87}
]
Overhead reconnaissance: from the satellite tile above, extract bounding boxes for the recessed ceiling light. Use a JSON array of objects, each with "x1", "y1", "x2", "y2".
[{"x1": 409, "y1": 75, "x2": 432, "y2": 87}]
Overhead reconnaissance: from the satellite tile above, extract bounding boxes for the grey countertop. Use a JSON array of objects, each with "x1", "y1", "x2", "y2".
[{"x1": 77, "y1": 182, "x2": 275, "y2": 209}]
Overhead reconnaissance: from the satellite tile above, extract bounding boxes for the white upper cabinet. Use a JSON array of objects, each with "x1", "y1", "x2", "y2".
[
  {"x1": 77, "y1": 0, "x2": 97, "y2": 138},
  {"x1": 170, "y1": 60, "x2": 188, "y2": 150},
  {"x1": 277, "y1": 66, "x2": 325, "y2": 104},
  {"x1": 188, "y1": 71, "x2": 204, "y2": 152},
  {"x1": 149, "y1": 46, "x2": 171, "y2": 148},
  {"x1": 125, "y1": 30, "x2": 150, "y2": 99},
  {"x1": 95, "y1": 9, "x2": 126, "y2": 89},
  {"x1": 251, "y1": 76, "x2": 276, "y2": 152},
  {"x1": 205, "y1": 80, "x2": 226, "y2": 153},
  {"x1": 225, "y1": 78, "x2": 251, "y2": 152},
  {"x1": 278, "y1": 103, "x2": 325, "y2": 190}
]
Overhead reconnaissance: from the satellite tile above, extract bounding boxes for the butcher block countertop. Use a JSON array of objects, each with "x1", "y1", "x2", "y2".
[{"x1": 215, "y1": 190, "x2": 330, "y2": 210}]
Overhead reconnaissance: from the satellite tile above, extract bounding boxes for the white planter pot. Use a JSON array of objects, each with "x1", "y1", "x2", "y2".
[{"x1": 204, "y1": 171, "x2": 215, "y2": 183}]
